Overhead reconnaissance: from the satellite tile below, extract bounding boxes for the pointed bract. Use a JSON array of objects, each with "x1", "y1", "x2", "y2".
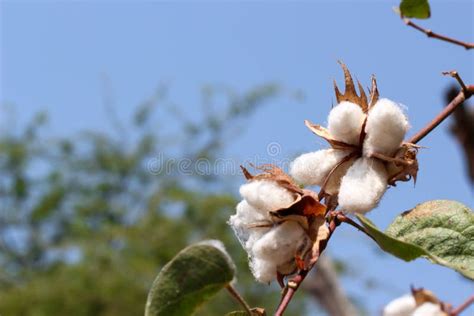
[{"x1": 334, "y1": 61, "x2": 369, "y2": 112}]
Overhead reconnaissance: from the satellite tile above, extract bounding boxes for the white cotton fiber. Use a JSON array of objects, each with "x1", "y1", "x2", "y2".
[
  {"x1": 383, "y1": 294, "x2": 416, "y2": 316},
  {"x1": 240, "y1": 180, "x2": 295, "y2": 212},
  {"x1": 413, "y1": 303, "x2": 444, "y2": 316},
  {"x1": 252, "y1": 221, "x2": 306, "y2": 265},
  {"x1": 250, "y1": 257, "x2": 277, "y2": 283},
  {"x1": 228, "y1": 201, "x2": 271, "y2": 252},
  {"x1": 328, "y1": 101, "x2": 366, "y2": 145},
  {"x1": 363, "y1": 98, "x2": 409, "y2": 157},
  {"x1": 290, "y1": 149, "x2": 350, "y2": 186},
  {"x1": 338, "y1": 158, "x2": 388, "y2": 214}
]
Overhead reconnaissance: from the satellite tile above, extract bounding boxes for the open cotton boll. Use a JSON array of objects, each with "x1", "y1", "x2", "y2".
[
  {"x1": 239, "y1": 180, "x2": 294, "y2": 212},
  {"x1": 413, "y1": 303, "x2": 445, "y2": 316},
  {"x1": 290, "y1": 149, "x2": 350, "y2": 186},
  {"x1": 250, "y1": 257, "x2": 277, "y2": 283},
  {"x1": 363, "y1": 98, "x2": 409, "y2": 157},
  {"x1": 252, "y1": 221, "x2": 306, "y2": 265},
  {"x1": 383, "y1": 294, "x2": 417, "y2": 316},
  {"x1": 328, "y1": 101, "x2": 366, "y2": 145},
  {"x1": 338, "y1": 158, "x2": 388, "y2": 214}
]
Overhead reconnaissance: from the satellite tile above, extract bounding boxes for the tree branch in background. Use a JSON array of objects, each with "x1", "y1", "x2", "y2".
[
  {"x1": 303, "y1": 256, "x2": 358, "y2": 316},
  {"x1": 445, "y1": 85, "x2": 474, "y2": 184},
  {"x1": 403, "y1": 18, "x2": 474, "y2": 50}
]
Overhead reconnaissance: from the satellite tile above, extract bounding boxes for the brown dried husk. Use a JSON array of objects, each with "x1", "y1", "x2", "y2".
[
  {"x1": 410, "y1": 287, "x2": 448, "y2": 315},
  {"x1": 386, "y1": 142, "x2": 420, "y2": 185},
  {"x1": 334, "y1": 61, "x2": 379, "y2": 113}
]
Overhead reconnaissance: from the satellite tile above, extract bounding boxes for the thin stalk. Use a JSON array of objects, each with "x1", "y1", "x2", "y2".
[{"x1": 226, "y1": 284, "x2": 253, "y2": 315}]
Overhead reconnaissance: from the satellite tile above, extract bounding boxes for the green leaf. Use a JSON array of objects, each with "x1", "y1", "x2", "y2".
[
  {"x1": 145, "y1": 240, "x2": 236, "y2": 316},
  {"x1": 400, "y1": 0, "x2": 431, "y2": 19},
  {"x1": 356, "y1": 200, "x2": 474, "y2": 279}
]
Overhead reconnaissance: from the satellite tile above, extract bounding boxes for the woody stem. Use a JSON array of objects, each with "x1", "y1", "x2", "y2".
[
  {"x1": 408, "y1": 85, "x2": 474, "y2": 144},
  {"x1": 450, "y1": 294, "x2": 474, "y2": 316},
  {"x1": 403, "y1": 18, "x2": 474, "y2": 50}
]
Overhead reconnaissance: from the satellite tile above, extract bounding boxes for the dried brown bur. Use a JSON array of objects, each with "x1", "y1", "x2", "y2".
[
  {"x1": 411, "y1": 287, "x2": 450, "y2": 315},
  {"x1": 385, "y1": 143, "x2": 420, "y2": 186},
  {"x1": 240, "y1": 165, "x2": 330, "y2": 274},
  {"x1": 334, "y1": 60, "x2": 379, "y2": 113}
]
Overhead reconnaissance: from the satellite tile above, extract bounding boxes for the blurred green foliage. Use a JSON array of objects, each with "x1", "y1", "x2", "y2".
[{"x1": 0, "y1": 84, "x2": 307, "y2": 315}]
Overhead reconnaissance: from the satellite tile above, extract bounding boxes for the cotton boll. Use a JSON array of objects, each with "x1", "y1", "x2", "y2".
[
  {"x1": 290, "y1": 149, "x2": 350, "y2": 186},
  {"x1": 383, "y1": 294, "x2": 417, "y2": 316},
  {"x1": 413, "y1": 303, "x2": 445, "y2": 316},
  {"x1": 250, "y1": 257, "x2": 277, "y2": 283},
  {"x1": 328, "y1": 101, "x2": 366, "y2": 145},
  {"x1": 240, "y1": 180, "x2": 295, "y2": 212},
  {"x1": 338, "y1": 158, "x2": 388, "y2": 214},
  {"x1": 252, "y1": 221, "x2": 306, "y2": 265},
  {"x1": 363, "y1": 98, "x2": 409, "y2": 157}
]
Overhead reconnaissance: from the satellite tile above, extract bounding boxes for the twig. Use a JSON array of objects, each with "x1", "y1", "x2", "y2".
[
  {"x1": 403, "y1": 18, "x2": 474, "y2": 50},
  {"x1": 226, "y1": 284, "x2": 253, "y2": 315},
  {"x1": 274, "y1": 218, "x2": 340, "y2": 316},
  {"x1": 450, "y1": 294, "x2": 474, "y2": 316},
  {"x1": 408, "y1": 84, "x2": 474, "y2": 144},
  {"x1": 335, "y1": 212, "x2": 377, "y2": 242},
  {"x1": 442, "y1": 71, "x2": 468, "y2": 93}
]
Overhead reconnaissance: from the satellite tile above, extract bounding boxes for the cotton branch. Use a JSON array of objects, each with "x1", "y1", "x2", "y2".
[
  {"x1": 403, "y1": 18, "x2": 474, "y2": 50},
  {"x1": 408, "y1": 80, "x2": 474, "y2": 144},
  {"x1": 450, "y1": 294, "x2": 474, "y2": 316}
]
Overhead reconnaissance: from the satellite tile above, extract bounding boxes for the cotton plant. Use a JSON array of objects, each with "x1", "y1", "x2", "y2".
[
  {"x1": 229, "y1": 63, "x2": 421, "y2": 284},
  {"x1": 146, "y1": 61, "x2": 474, "y2": 316}
]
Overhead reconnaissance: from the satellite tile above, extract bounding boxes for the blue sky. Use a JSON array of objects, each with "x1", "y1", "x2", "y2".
[{"x1": 1, "y1": 0, "x2": 473, "y2": 315}]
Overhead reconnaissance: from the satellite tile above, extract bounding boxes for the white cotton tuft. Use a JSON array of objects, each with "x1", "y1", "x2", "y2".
[
  {"x1": 413, "y1": 303, "x2": 444, "y2": 316},
  {"x1": 363, "y1": 98, "x2": 409, "y2": 157},
  {"x1": 239, "y1": 180, "x2": 295, "y2": 212},
  {"x1": 228, "y1": 201, "x2": 271, "y2": 252},
  {"x1": 383, "y1": 294, "x2": 417, "y2": 316},
  {"x1": 338, "y1": 158, "x2": 388, "y2": 214},
  {"x1": 290, "y1": 149, "x2": 350, "y2": 186},
  {"x1": 250, "y1": 257, "x2": 277, "y2": 283},
  {"x1": 252, "y1": 221, "x2": 306, "y2": 265},
  {"x1": 328, "y1": 101, "x2": 366, "y2": 145}
]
